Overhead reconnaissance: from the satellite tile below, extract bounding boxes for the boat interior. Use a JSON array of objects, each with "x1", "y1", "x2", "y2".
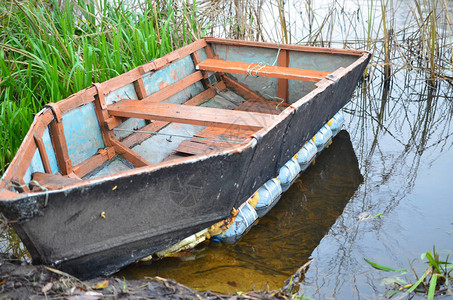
[{"x1": 0, "y1": 38, "x2": 363, "y2": 197}]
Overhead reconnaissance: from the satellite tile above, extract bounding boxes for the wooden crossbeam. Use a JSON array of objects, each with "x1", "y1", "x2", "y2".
[
  {"x1": 108, "y1": 99, "x2": 275, "y2": 131},
  {"x1": 197, "y1": 59, "x2": 330, "y2": 82},
  {"x1": 34, "y1": 134, "x2": 52, "y2": 174}
]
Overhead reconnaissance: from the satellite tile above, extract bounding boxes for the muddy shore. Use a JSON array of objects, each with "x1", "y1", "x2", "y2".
[{"x1": 0, "y1": 254, "x2": 296, "y2": 299}]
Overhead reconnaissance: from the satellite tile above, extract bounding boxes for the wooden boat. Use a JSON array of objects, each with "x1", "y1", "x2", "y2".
[{"x1": 0, "y1": 38, "x2": 370, "y2": 279}]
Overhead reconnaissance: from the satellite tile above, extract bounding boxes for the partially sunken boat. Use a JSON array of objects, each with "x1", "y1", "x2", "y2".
[{"x1": 0, "y1": 38, "x2": 370, "y2": 279}]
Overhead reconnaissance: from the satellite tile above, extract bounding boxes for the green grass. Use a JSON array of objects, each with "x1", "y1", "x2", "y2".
[{"x1": 0, "y1": 0, "x2": 202, "y2": 173}]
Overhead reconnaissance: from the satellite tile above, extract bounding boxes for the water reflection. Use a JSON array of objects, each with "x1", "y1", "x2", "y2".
[
  {"x1": 119, "y1": 130, "x2": 363, "y2": 293},
  {"x1": 296, "y1": 72, "x2": 453, "y2": 299}
]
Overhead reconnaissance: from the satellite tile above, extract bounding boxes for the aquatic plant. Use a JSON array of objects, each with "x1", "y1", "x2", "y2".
[{"x1": 365, "y1": 247, "x2": 453, "y2": 299}]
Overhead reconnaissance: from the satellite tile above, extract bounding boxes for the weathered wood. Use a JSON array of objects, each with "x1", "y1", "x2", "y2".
[
  {"x1": 133, "y1": 78, "x2": 147, "y2": 100},
  {"x1": 235, "y1": 98, "x2": 289, "y2": 115},
  {"x1": 198, "y1": 59, "x2": 330, "y2": 82},
  {"x1": 105, "y1": 116, "x2": 123, "y2": 131},
  {"x1": 205, "y1": 37, "x2": 366, "y2": 56},
  {"x1": 120, "y1": 82, "x2": 226, "y2": 147},
  {"x1": 0, "y1": 111, "x2": 53, "y2": 193},
  {"x1": 31, "y1": 172, "x2": 82, "y2": 191},
  {"x1": 176, "y1": 140, "x2": 231, "y2": 155},
  {"x1": 222, "y1": 76, "x2": 268, "y2": 102},
  {"x1": 0, "y1": 188, "x2": 20, "y2": 199},
  {"x1": 121, "y1": 121, "x2": 168, "y2": 148},
  {"x1": 184, "y1": 87, "x2": 216, "y2": 106},
  {"x1": 192, "y1": 51, "x2": 212, "y2": 89},
  {"x1": 194, "y1": 127, "x2": 255, "y2": 143},
  {"x1": 140, "y1": 71, "x2": 204, "y2": 104},
  {"x1": 11, "y1": 177, "x2": 30, "y2": 193},
  {"x1": 47, "y1": 103, "x2": 73, "y2": 176},
  {"x1": 92, "y1": 83, "x2": 152, "y2": 168},
  {"x1": 110, "y1": 139, "x2": 152, "y2": 168},
  {"x1": 33, "y1": 134, "x2": 52, "y2": 174},
  {"x1": 108, "y1": 100, "x2": 275, "y2": 130},
  {"x1": 141, "y1": 39, "x2": 208, "y2": 73},
  {"x1": 278, "y1": 49, "x2": 289, "y2": 102},
  {"x1": 73, "y1": 147, "x2": 116, "y2": 178},
  {"x1": 58, "y1": 87, "x2": 97, "y2": 114}
]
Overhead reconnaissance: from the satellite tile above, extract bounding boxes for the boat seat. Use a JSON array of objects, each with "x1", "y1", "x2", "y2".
[
  {"x1": 175, "y1": 98, "x2": 284, "y2": 156},
  {"x1": 31, "y1": 172, "x2": 82, "y2": 191},
  {"x1": 107, "y1": 99, "x2": 276, "y2": 131},
  {"x1": 196, "y1": 59, "x2": 331, "y2": 82}
]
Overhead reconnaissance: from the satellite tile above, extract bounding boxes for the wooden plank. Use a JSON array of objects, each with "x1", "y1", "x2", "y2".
[
  {"x1": 192, "y1": 51, "x2": 212, "y2": 89},
  {"x1": 142, "y1": 39, "x2": 208, "y2": 73},
  {"x1": 105, "y1": 116, "x2": 123, "y2": 130},
  {"x1": 133, "y1": 77, "x2": 147, "y2": 100},
  {"x1": 58, "y1": 86, "x2": 97, "y2": 114},
  {"x1": 121, "y1": 121, "x2": 168, "y2": 148},
  {"x1": 120, "y1": 82, "x2": 225, "y2": 147},
  {"x1": 197, "y1": 59, "x2": 330, "y2": 82},
  {"x1": 223, "y1": 76, "x2": 268, "y2": 102},
  {"x1": 46, "y1": 104, "x2": 74, "y2": 176},
  {"x1": 194, "y1": 127, "x2": 255, "y2": 143},
  {"x1": 49, "y1": 119, "x2": 72, "y2": 175},
  {"x1": 176, "y1": 140, "x2": 231, "y2": 155},
  {"x1": 235, "y1": 99, "x2": 288, "y2": 115},
  {"x1": 278, "y1": 49, "x2": 289, "y2": 102},
  {"x1": 140, "y1": 71, "x2": 204, "y2": 104},
  {"x1": 0, "y1": 111, "x2": 53, "y2": 193},
  {"x1": 73, "y1": 147, "x2": 115, "y2": 178},
  {"x1": 33, "y1": 134, "x2": 52, "y2": 174},
  {"x1": 93, "y1": 84, "x2": 114, "y2": 148},
  {"x1": 110, "y1": 139, "x2": 152, "y2": 168},
  {"x1": 184, "y1": 87, "x2": 216, "y2": 106},
  {"x1": 31, "y1": 172, "x2": 82, "y2": 191},
  {"x1": 11, "y1": 177, "x2": 30, "y2": 193},
  {"x1": 204, "y1": 37, "x2": 366, "y2": 56},
  {"x1": 108, "y1": 100, "x2": 275, "y2": 131}
]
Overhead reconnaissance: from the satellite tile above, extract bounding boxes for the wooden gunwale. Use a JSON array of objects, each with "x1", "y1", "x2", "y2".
[{"x1": 205, "y1": 37, "x2": 367, "y2": 56}]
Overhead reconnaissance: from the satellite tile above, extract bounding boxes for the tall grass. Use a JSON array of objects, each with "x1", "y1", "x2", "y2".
[{"x1": 0, "y1": 0, "x2": 202, "y2": 174}]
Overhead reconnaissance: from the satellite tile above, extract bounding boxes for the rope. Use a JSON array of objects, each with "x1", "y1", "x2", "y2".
[
  {"x1": 9, "y1": 180, "x2": 49, "y2": 207},
  {"x1": 112, "y1": 128, "x2": 244, "y2": 144}
]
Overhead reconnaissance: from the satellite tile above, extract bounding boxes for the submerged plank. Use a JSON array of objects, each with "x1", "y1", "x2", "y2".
[
  {"x1": 197, "y1": 59, "x2": 330, "y2": 82},
  {"x1": 108, "y1": 100, "x2": 275, "y2": 130}
]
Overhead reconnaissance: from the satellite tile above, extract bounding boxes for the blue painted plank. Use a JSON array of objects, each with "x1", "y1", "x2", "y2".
[
  {"x1": 105, "y1": 83, "x2": 138, "y2": 105},
  {"x1": 62, "y1": 103, "x2": 105, "y2": 166}
]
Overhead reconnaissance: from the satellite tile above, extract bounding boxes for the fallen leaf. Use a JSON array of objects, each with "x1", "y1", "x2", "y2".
[
  {"x1": 0, "y1": 278, "x2": 6, "y2": 285},
  {"x1": 93, "y1": 280, "x2": 109, "y2": 290},
  {"x1": 42, "y1": 282, "x2": 53, "y2": 293}
]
